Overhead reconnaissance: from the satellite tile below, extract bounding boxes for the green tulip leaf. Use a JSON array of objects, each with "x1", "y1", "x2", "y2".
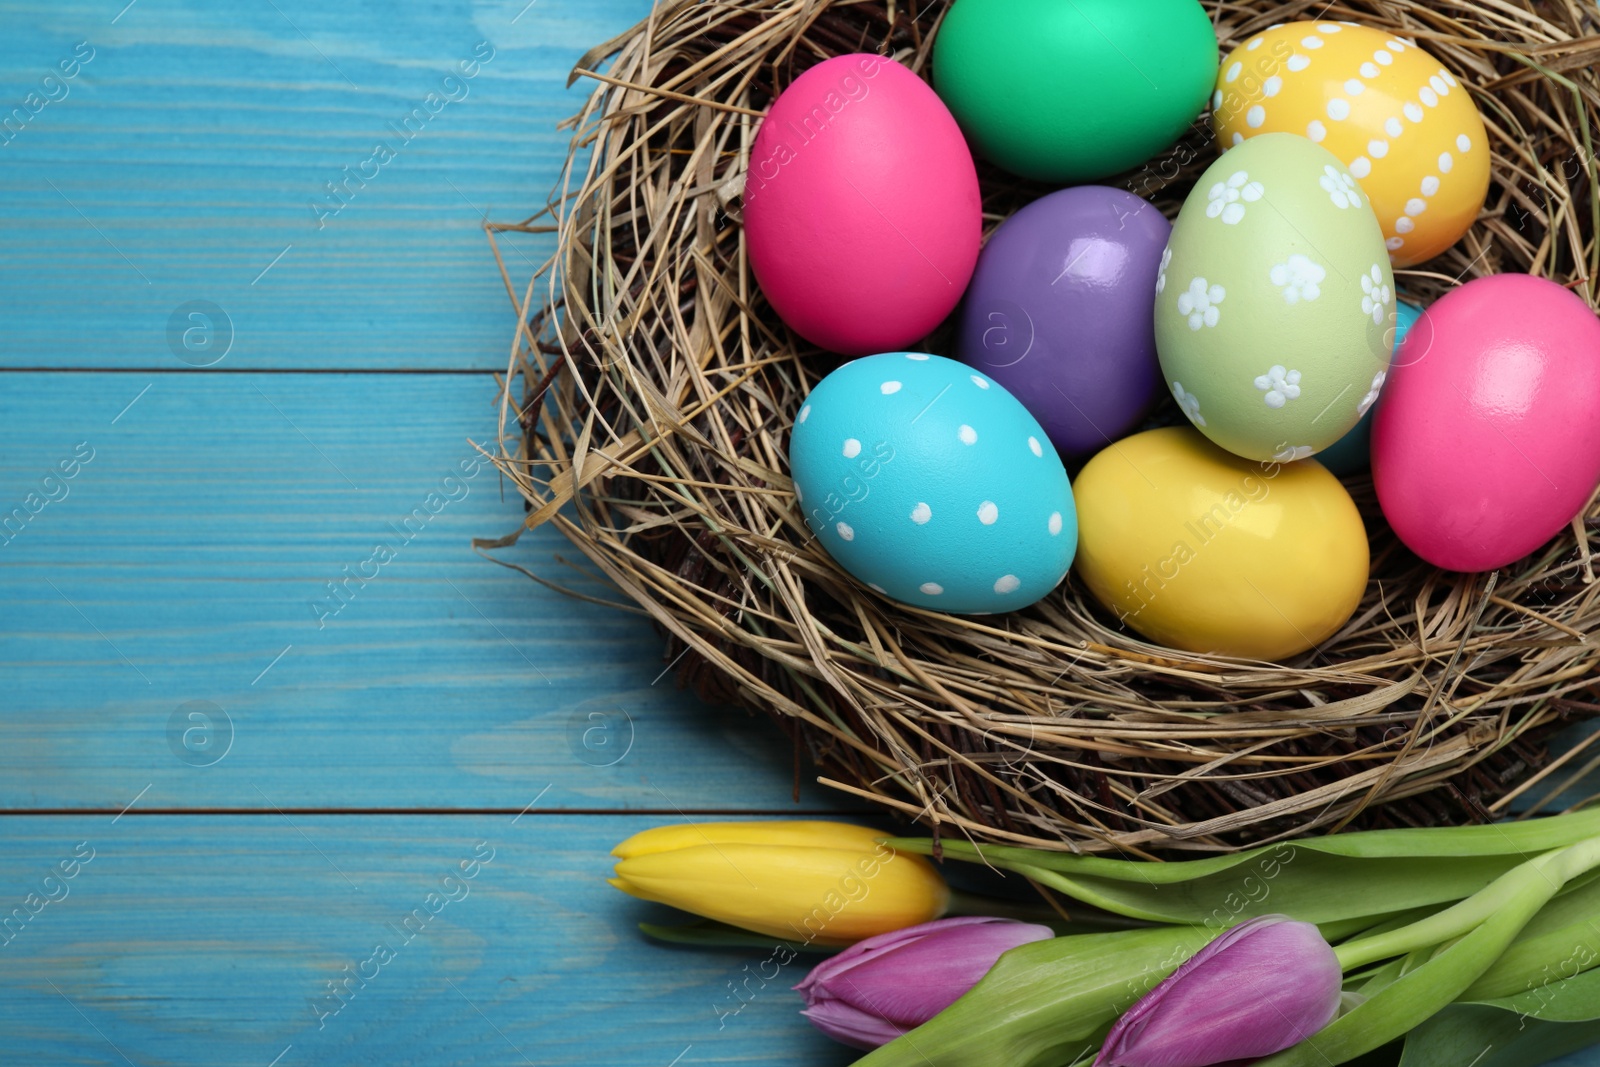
[
  {"x1": 889, "y1": 813, "x2": 1600, "y2": 927},
  {"x1": 852, "y1": 925, "x2": 1212, "y2": 1067},
  {"x1": 1398, "y1": 1003, "x2": 1600, "y2": 1067},
  {"x1": 1461, "y1": 873, "x2": 1600, "y2": 1000},
  {"x1": 889, "y1": 810, "x2": 1600, "y2": 885},
  {"x1": 982, "y1": 850, "x2": 1526, "y2": 927},
  {"x1": 1469, "y1": 966, "x2": 1600, "y2": 1024}
]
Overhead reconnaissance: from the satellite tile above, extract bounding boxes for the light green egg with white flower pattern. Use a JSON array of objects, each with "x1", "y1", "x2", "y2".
[{"x1": 1155, "y1": 132, "x2": 1395, "y2": 464}]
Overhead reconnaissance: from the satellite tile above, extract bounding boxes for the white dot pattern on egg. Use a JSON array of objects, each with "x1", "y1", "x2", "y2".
[{"x1": 788, "y1": 353, "x2": 1077, "y2": 615}]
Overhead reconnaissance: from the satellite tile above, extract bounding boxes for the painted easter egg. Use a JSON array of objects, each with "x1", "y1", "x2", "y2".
[
  {"x1": 1073, "y1": 426, "x2": 1369, "y2": 660},
  {"x1": 932, "y1": 0, "x2": 1217, "y2": 182},
  {"x1": 955, "y1": 187, "x2": 1170, "y2": 456},
  {"x1": 1156, "y1": 132, "x2": 1395, "y2": 464},
  {"x1": 1373, "y1": 275, "x2": 1600, "y2": 572},
  {"x1": 745, "y1": 55, "x2": 981, "y2": 357},
  {"x1": 1212, "y1": 21, "x2": 1490, "y2": 267},
  {"x1": 789, "y1": 353, "x2": 1077, "y2": 614},
  {"x1": 1318, "y1": 300, "x2": 1423, "y2": 475}
]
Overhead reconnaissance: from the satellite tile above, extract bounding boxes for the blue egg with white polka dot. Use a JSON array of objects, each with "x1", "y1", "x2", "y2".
[{"x1": 789, "y1": 353, "x2": 1078, "y2": 615}]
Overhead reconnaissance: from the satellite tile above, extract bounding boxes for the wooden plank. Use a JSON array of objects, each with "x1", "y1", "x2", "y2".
[
  {"x1": 4, "y1": 814, "x2": 1596, "y2": 1067},
  {"x1": 0, "y1": 814, "x2": 858, "y2": 1066},
  {"x1": 0, "y1": 0, "x2": 655, "y2": 370},
  {"x1": 0, "y1": 373, "x2": 845, "y2": 812}
]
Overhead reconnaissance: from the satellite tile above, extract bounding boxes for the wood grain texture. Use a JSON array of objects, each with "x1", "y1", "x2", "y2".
[
  {"x1": 2, "y1": 0, "x2": 1595, "y2": 1064},
  {"x1": 0, "y1": 0, "x2": 653, "y2": 370},
  {"x1": 0, "y1": 815, "x2": 858, "y2": 1067},
  {"x1": 0, "y1": 372, "x2": 840, "y2": 812}
]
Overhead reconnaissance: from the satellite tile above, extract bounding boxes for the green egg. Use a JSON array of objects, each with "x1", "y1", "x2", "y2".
[
  {"x1": 1155, "y1": 133, "x2": 1396, "y2": 464},
  {"x1": 932, "y1": 0, "x2": 1218, "y2": 182}
]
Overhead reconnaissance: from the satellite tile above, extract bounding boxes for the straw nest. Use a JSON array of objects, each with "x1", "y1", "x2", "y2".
[{"x1": 481, "y1": 0, "x2": 1600, "y2": 854}]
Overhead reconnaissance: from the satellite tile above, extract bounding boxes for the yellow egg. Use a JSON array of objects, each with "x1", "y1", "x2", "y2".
[
  {"x1": 1212, "y1": 21, "x2": 1489, "y2": 267},
  {"x1": 1072, "y1": 427, "x2": 1369, "y2": 661}
]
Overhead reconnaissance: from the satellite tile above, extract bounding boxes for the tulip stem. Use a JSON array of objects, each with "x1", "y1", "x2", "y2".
[
  {"x1": 944, "y1": 888, "x2": 1153, "y2": 931},
  {"x1": 1334, "y1": 835, "x2": 1600, "y2": 972}
]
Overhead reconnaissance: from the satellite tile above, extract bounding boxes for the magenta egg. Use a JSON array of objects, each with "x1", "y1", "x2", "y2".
[
  {"x1": 955, "y1": 187, "x2": 1169, "y2": 455},
  {"x1": 744, "y1": 54, "x2": 981, "y2": 356},
  {"x1": 1373, "y1": 274, "x2": 1600, "y2": 572}
]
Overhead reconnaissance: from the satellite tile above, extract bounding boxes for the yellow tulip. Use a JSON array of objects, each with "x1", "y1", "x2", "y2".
[{"x1": 608, "y1": 820, "x2": 948, "y2": 947}]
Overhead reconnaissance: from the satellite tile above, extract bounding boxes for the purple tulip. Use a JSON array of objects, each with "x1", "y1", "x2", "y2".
[
  {"x1": 795, "y1": 916, "x2": 1053, "y2": 1049},
  {"x1": 1095, "y1": 915, "x2": 1343, "y2": 1067}
]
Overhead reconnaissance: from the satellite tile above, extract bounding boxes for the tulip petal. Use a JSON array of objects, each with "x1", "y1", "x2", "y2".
[
  {"x1": 611, "y1": 820, "x2": 889, "y2": 859},
  {"x1": 1095, "y1": 916, "x2": 1341, "y2": 1067},
  {"x1": 832, "y1": 922, "x2": 1056, "y2": 1025},
  {"x1": 796, "y1": 916, "x2": 1054, "y2": 1050},
  {"x1": 611, "y1": 842, "x2": 947, "y2": 945},
  {"x1": 795, "y1": 916, "x2": 1013, "y2": 996},
  {"x1": 801, "y1": 999, "x2": 908, "y2": 1050}
]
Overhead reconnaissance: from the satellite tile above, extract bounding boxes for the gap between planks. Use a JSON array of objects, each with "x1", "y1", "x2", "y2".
[{"x1": 0, "y1": 807, "x2": 878, "y2": 817}]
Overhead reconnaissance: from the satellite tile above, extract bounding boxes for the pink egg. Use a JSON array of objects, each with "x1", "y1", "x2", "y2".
[
  {"x1": 1372, "y1": 274, "x2": 1600, "y2": 572},
  {"x1": 744, "y1": 54, "x2": 981, "y2": 356}
]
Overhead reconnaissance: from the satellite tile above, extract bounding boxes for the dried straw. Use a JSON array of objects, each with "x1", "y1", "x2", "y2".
[{"x1": 479, "y1": 0, "x2": 1600, "y2": 854}]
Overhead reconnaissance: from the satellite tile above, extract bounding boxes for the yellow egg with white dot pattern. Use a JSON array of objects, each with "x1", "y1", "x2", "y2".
[{"x1": 1211, "y1": 21, "x2": 1489, "y2": 267}]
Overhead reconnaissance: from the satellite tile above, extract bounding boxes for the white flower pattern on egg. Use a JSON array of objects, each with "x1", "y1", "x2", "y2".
[
  {"x1": 1177, "y1": 278, "x2": 1225, "y2": 331},
  {"x1": 1360, "y1": 265, "x2": 1392, "y2": 324},
  {"x1": 1205, "y1": 171, "x2": 1264, "y2": 225},
  {"x1": 1155, "y1": 247, "x2": 1171, "y2": 294},
  {"x1": 1274, "y1": 444, "x2": 1315, "y2": 462},
  {"x1": 1269, "y1": 255, "x2": 1325, "y2": 303},
  {"x1": 1357, "y1": 370, "x2": 1386, "y2": 416},
  {"x1": 1320, "y1": 164, "x2": 1363, "y2": 209},
  {"x1": 1171, "y1": 381, "x2": 1206, "y2": 426},
  {"x1": 1254, "y1": 365, "x2": 1303, "y2": 408}
]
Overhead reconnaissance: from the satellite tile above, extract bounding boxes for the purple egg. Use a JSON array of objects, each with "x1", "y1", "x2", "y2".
[{"x1": 956, "y1": 186, "x2": 1169, "y2": 456}]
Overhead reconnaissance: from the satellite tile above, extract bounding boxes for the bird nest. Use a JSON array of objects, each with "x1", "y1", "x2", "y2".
[{"x1": 482, "y1": 0, "x2": 1600, "y2": 854}]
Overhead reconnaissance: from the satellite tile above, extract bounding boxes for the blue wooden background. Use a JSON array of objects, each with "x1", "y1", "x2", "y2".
[
  {"x1": 4, "y1": 2, "x2": 1598, "y2": 1065},
  {"x1": 0, "y1": 2, "x2": 866, "y2": 1062}
]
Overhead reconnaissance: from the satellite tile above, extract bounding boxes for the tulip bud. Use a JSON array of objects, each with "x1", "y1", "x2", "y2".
[
  {"x1": 1095, "y1": 915, "x2": 1341, "y2": 1067},
  {"x1": 608, "y1": 821, "x2": 948, "y2": 947},
  {"x1": 796, "y1": 916, "x2": 1054, "y2": 1049}
]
